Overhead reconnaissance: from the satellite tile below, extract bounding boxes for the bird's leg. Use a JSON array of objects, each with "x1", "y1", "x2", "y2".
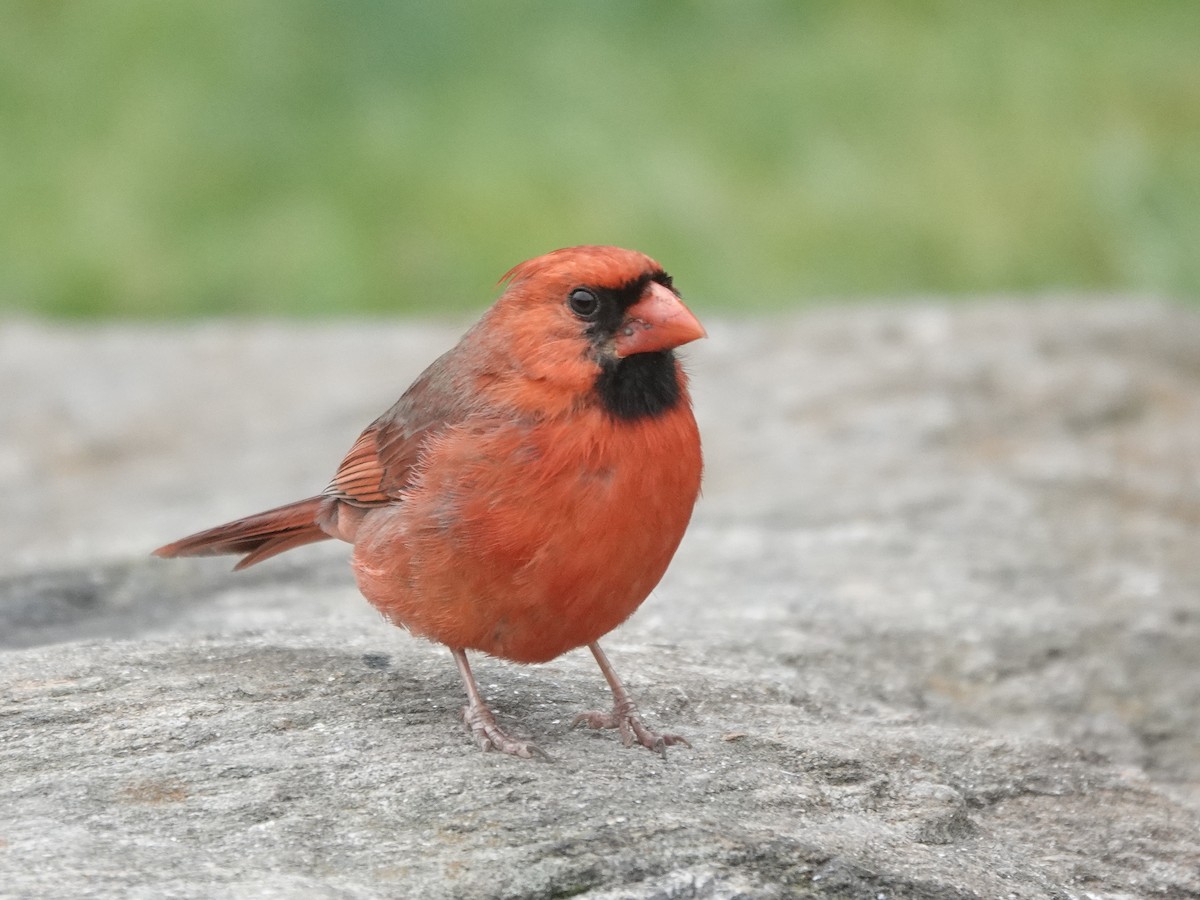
[
  {"x1": 571, "y1": 642, "x2": 690, "y2": 758},
  {"x1": 451, "y1": 648, "x2": 548, "y2": 760}
]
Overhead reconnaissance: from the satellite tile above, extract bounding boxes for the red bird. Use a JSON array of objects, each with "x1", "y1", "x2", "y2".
[{"x1": 155, "y1": 246, "x2": 705, "y2": 758}]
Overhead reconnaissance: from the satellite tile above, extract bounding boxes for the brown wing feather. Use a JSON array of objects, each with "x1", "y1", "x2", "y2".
[
  {"x1": 327, "y1": 431, "x2": 394, "y2": 505},
  {"x1": 324, "y1": 345, "x2": 482, "y2": 508}
]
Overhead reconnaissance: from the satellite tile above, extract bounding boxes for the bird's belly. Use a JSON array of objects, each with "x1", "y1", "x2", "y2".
[{"x1": 350, "y1": 415, "x2": 700, "y2": 663}]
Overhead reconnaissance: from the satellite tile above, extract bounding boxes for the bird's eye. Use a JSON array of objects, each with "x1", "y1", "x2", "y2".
[{"x1": 568, "y1": 288, "x2": 600, "y2": 319}]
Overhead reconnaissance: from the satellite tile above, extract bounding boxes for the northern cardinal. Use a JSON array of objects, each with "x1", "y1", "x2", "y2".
[{"x1": 155, "y1": 245, "x2": 704, "y2": 758}]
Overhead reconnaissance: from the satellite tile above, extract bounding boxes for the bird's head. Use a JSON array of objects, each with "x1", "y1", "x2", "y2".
[{"x1": 484, "y1": 246, "x2": 705, "y2": 419}]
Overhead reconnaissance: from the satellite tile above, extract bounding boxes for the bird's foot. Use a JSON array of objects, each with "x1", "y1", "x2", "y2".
[
  {"x1": 461, "y1": 703, "x2": 549, "y2": 760},
  {"x1": 571, "y1": 696, "x2": 690, "y2": 758}
]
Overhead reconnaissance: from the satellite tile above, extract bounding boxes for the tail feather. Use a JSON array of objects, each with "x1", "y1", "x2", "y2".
[{"x1": 154, "y1": 496, "x2": 330, "y2": 570}]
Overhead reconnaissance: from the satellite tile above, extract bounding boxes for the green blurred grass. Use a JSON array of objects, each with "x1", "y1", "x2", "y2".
[{"x1": 1, "y1": 2, "x2": 1198, "y2": 317}]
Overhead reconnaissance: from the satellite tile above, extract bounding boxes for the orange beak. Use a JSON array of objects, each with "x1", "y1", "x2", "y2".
[{"x1": 613, "y1": 282, "x2": 707, "y2": 358}]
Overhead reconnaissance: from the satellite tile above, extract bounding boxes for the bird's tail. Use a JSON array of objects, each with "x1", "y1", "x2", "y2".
[{"x1": 153, "y1": 496, "x2": 330, "y2": 571}]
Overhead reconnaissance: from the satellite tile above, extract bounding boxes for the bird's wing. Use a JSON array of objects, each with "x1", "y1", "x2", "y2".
[{"x1": 324, "y1": 351, "x2": 477, "y2": 507}]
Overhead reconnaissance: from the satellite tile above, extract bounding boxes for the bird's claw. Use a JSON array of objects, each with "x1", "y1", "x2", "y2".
[
  {"x1": 571, "y1": 700, "x2": 690, "y2": 758},
  {"x1": 461, "y1": 705, "x2": 550, "y2": 760}
]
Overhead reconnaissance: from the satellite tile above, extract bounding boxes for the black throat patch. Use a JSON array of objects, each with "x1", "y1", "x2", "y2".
[{"x1": 594, "y1": 351, "x2": 681, "y2": 421}]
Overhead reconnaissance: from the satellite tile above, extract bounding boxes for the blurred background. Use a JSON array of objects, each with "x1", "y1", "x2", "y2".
[{"x1": 2, "y1": 1, "x2": 1198, "y2": 318}]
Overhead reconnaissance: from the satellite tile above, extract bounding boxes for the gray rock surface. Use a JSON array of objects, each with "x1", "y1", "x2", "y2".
[{"x1": 2, "y1": 301, "x2": 1199, "y2": 898}]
